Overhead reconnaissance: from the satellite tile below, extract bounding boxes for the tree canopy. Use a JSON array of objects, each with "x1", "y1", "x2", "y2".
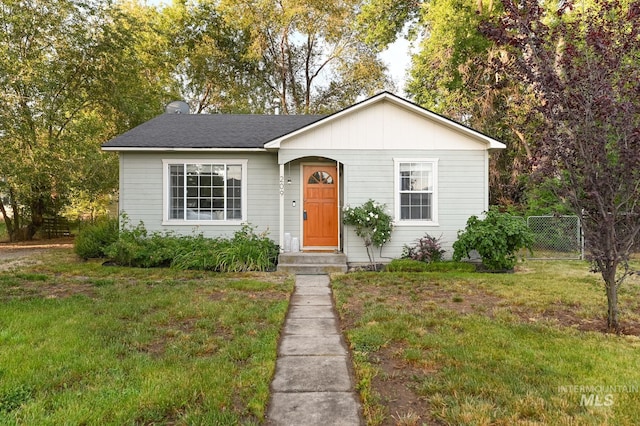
[
  {"x1": 0, "y1": 0, "x2": 174, "y2": 240},
  {"x1": 481, "y1": 0, "x2": 640, "y2": 331},
  {"x1": 0, "y1": 0, "x2": 392, "y2": 240}
]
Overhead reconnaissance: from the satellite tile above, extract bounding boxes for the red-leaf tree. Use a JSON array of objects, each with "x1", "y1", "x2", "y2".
[{"x1": 482, "y1": 0, "x2": 640, "y2": 332}]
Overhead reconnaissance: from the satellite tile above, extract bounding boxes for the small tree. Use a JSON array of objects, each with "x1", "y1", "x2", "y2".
[
  {"x1": 453, "y1": 208, "x2": 533, "y2": 271},
  {"x1": 343, "y1": 200, "x2": 393, "y2": 266},
  {"x1": 481, "y1": 0, "x2": 640, "y2": 331}
]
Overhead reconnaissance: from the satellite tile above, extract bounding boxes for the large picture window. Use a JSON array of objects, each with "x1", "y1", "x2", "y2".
[
  {"x1": 394, "y1": 158, "x2": 438, "y2": 224},
  {"x1": 164, "y1": 160, "x2": 246, "y2": 222}
]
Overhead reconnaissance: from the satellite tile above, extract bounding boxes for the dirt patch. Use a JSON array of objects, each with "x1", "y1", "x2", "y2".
[
  {"x1": 0, "y1": 237, "x2": 74, "y2": 271},
  {"x1": 0, "y1": 236, "x2": 74, "y2": 250}
]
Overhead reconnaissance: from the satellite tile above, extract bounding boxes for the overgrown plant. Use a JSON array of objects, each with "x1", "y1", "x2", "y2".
[
  {"x1": 105, "y1": 219, "x2": 279, "y2": 272},
  {"x1": 343, "y1": 200, "x2": 393, "y2": 266},
  {"x1": 74, "y1": 217, "x2": 119, "y2": 259},
  {"x1": 171, "y1": 225, "x2": 279, "y2": 272},
  {"x1": 402, "y1": 234, "x2": 445, "y2": 263},
  {"x1": 453, "y1": 208, "x2": 533, "y2": 271}
]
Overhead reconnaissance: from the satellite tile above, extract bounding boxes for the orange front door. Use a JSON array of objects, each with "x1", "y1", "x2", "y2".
[{"x1": 303, "y1": 165, "x2": 338, "y2": 248}]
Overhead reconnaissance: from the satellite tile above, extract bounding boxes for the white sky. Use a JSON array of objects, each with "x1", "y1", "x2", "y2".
[{"x1": 379, "y1": 37, "x2": 412, "y2": 95}]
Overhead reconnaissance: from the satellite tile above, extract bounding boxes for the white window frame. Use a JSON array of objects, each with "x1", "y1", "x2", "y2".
[
  {"x1": 162, "y1": 159, "x2": 248, "y2": 225},
  {"x1": 394, "y1": 158, "x2": 439, "y2": 226}
]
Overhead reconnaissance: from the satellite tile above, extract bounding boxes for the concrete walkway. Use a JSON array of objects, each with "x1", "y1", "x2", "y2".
[{"x1": 266, "y1": 275, "x2": 363, "y2": 425}]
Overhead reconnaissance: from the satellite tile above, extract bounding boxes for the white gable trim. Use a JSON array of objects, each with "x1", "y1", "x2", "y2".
[{"x1": 264, "y1": 92, "x2": 506, "y2": 150}]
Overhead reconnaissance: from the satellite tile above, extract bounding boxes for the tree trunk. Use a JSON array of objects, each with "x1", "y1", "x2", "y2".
[
  {"x1": 27, "y1": 195, "x2": 47, "y2": 240},
  {"x1": 605, "y1": 283, "x2": 619, "y2": 332},
  {"x1": 0, "y1": 198, "x2": 14, "y2": 242},
  {"x1": 602, "y1": 266, "x2": 620, "y2": 333}
]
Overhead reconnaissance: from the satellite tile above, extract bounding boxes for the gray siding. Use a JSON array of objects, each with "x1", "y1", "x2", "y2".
[
  {"x1": 119, "y1": 152, "x2": 281, "y2": 240},
  {"x1": 281, "y1": 149, "x2": 487, "y2": 263},
  {"x1": 119, "y1": 148, "x2": 487, "y2": 264}
]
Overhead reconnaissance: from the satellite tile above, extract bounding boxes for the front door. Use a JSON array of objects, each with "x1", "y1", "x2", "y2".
[{"x1": 303, "y1": 165, "x2": 338, "y2": 248}]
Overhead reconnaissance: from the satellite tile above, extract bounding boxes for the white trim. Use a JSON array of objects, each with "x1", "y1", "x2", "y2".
[
  {"x1": 337, "y1": 160, "x2": 341, "y2": 253},
  {"x1": 279, "y1": 163, "x2": 285, "y2": 252},
  {"x1": 103, "y1": 147, "x2": 266, "y2": 152},
  {"x1": 484, "y1": 151, "x2": 490, "y2": 212},
  {"x1": 161, "y1": 159, "x2": 248, "y2": 225},
  {"x1": 265, "y1": 92, "x2": 506, "y2": 150},
  {"x1": 393, "y1": 158, "x2": 439, "y2": 227}
]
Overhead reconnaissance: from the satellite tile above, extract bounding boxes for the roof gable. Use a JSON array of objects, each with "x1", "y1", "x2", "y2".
[{"x1": 265, "y1": 92, "x2": 505, "y2": 150}]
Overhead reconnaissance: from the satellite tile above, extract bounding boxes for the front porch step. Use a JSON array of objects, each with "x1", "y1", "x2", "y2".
[{"x1": 277, "y1": 253, "x2": 348, "y2": 274}]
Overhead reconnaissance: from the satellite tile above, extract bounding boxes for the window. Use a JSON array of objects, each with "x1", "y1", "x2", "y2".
[
  {"x1": 163, "y1": 160, "x2": 247, "y2": 222},
  {"x1": 307, "y1": 171, "x2": 334, "y2": 185},
  {"x1": 394, "y1": 159, "x2": 438, "y2": 224}
]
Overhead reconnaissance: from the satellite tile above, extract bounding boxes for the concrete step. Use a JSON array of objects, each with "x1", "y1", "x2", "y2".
[
  {"x1": 279, "y1": 252, "x2": 347, "y2": 265},
  {"x1": 277, "y1": 263, "x2": 348, "y2": 274},
  {"x1": 277, "y1": 253, "x2": 348, "y2": 274}
]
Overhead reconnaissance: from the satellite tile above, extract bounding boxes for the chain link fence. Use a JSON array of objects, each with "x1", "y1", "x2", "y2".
[{"x1": 526, "y1": 215, "x2": 584, "y2": 260}]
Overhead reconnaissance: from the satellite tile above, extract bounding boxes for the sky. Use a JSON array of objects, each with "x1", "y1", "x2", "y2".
[
  {"x1": 379, "y1": 37, "x2": 413, "y2": 94},
  {"x1": 145, "y1": 0, "x2": 414, "y2": 94}
]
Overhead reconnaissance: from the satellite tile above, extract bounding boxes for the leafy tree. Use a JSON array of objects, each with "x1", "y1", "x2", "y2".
[
  {"x1": 0, "y1": 0, "x2": 173, "y2": 240},
  {"x1": 359, "y1": 0, "x2": 542, "y2": 208},
  {"x1": 159, "y1": 0, "x2": 270, "y2": 113},
  {"x1": 481, "y1": 0, "x2": 640, "y2": 331},
  {"x1": 219, "y1": 0, "x2": 391, "y2": 114},
  {"x1": 357, "y1": 0, "x2": 424, "y2": 50}
]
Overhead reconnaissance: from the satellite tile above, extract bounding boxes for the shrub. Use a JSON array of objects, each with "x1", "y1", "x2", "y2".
[
  {"x1": 171, "y1": 225, "x2": 279, "y2": 272},
  {"x1": 105, "y1": 221, "x2": 279, "y2": 272},
  {"x1": 103, "y1": 221, "x2": 180, "y2": 268},
  {"x1": 74, "y1": 218, "x2": 119, "y2": 259},
  {"x1": 343, "y1": 200, "x2": 393, "y2": 264},
  {"x1": 453, "y1": 207, "x2": 534, "y2": 271},
  {"x1": 402, "y1": 234, "x2": 445, "y2": 263}
]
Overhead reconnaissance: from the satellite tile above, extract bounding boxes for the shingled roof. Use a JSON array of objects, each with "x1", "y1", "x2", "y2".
[{"x1": 102, "y1": 113, "x2": 327, "y2": 150}]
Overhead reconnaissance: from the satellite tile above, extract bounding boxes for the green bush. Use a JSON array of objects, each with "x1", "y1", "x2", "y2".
[
  {"x1": 105, "y1": 222, "x2": 279, "y2": 272},
  {"x1": 74, "y1": 218, "x2": 119, "y2": 259},
  {"x1": 453, "y1": 207, "x2": 534, "y2": 271},
  {"x1": 103, "y1": 221, "x2": 180, "y2": 267},
  {"x1": 171, "y1": 225, "x2": 279, "y2": 272},
  {"x1": 343, "y1": 199, "x2": 394, "y2": 264}
]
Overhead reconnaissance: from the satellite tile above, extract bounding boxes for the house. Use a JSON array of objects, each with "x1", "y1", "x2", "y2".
[{"x1": 102, "y1": 92, "x2": 505, "y2": 269}]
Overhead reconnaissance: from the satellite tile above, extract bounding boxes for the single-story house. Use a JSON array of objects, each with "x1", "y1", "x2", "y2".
[{"x1": 102, "y1": 92, "x2": 505, "y2": 266}]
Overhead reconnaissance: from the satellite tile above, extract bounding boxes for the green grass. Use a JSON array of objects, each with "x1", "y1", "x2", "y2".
[
  {"x1": 332, "y1": 261, "x2": 640, "y2": 425},
  {"x1": 0, "y1": 249, "x2": 293, "y2": 424}
]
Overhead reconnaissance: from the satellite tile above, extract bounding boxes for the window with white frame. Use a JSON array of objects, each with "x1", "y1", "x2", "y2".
[
  {"x1": 164, "y1": 160, "x2": 247, "y2": 222},
  {"x1": 395, "y1": 159, "x2": 438, "y2": 223}
]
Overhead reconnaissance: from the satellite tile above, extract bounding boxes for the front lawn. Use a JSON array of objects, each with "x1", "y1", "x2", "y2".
[
  {"x1": 0, "y1": 248, "x2": 292, "y2": 424},
  {"x1": 332, "y1": 261, "x2": 640, "y2": 425}
]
